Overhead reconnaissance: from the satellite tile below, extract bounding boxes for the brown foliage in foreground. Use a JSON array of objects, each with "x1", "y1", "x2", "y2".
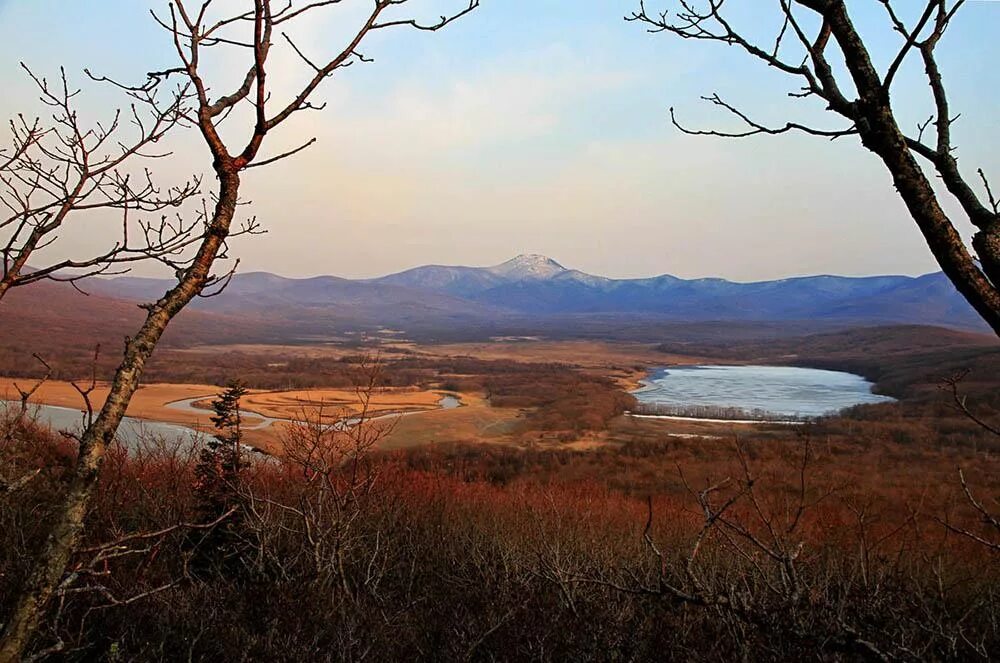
[{"x1": 2, "y1": 410, "x2": 998, "y2": 661}]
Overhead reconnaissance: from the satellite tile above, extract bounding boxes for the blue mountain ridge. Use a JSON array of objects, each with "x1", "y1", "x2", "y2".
[{"x1": 93, "y1": 254, "x2": 988, "y2": 332}]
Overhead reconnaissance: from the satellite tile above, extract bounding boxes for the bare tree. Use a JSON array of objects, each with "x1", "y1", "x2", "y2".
[
  {"x1": 0, "y1": 1, "x2": 478, "y2": 659},
  {"x1": 629, "y1": 0, "x2": 1000, "y2": 337},
  {"x1": 939, "y1": 372, "x2": 1000, "y2": 554},
  {"x1": 246, "y1": 359, "x2": 394, "y2": 598},
  {"x1": 34, "y1": 505, "x2": 237, "y2": 661},
  {"x1": 0, "y1": 66, "x2": 202, "y2": 298}
]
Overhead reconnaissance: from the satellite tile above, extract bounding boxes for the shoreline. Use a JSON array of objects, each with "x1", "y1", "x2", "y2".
[{"x1": 625, "y1": 412, "x2": 807, "y2": 425}]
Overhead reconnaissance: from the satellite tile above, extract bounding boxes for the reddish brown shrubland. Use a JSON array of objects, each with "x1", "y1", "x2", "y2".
[{"x1": 2, "y1": 406, "x2": 998, "y2": 661}]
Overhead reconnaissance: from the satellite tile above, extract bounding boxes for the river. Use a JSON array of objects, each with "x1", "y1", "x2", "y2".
[{"x1": 3, "y1": 393, "x2": 463, "y2": 448}]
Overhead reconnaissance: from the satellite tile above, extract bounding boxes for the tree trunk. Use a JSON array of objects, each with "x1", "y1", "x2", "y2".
[
  {"x1": 973, "y1": 225, "x2": 1000, "y2": 294},
  {"x1": 0, "y1": 168, "x2": 241, "y2": 663}
]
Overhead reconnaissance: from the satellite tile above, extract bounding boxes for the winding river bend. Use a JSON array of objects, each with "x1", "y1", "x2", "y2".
[
  {"x1": 4, "y1": 394, "x2": 463, "y2": 448},
  {"x1": 165, "y1": 393, "x2": 462, "y2": 430},
  {"x1": 633, "y1": 365, "x2": 895, "y2": 420}
]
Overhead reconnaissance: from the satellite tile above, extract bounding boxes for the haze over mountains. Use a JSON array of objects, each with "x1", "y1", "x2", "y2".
[{"x1": 84, "y1": 254, "x2": 987, "y2": 337}]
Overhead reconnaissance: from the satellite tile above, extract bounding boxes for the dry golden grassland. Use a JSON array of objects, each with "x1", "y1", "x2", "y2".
[
  {"x1": 0, "y1": 377, "x2": 494, "y2": 451},
  {"x1": 0, "y1": 338, "x2": 803, "y2": 456}
]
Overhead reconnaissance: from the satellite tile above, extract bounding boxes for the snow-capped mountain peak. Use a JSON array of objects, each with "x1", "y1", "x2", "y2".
[{"x1": 488, "y1": 254, "x2": 566, "y2": 280}]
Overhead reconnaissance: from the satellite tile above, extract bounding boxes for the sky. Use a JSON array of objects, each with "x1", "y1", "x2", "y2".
[{"x1": 0, "y1": 0, "x2": 997, "y2": 282}]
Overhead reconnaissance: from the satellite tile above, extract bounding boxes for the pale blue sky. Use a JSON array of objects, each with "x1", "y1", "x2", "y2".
[{"x1": 0, "y1": 1, "x2": 997, "y2": 281}]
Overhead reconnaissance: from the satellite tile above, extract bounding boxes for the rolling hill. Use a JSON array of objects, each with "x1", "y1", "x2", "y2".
[{"x1": 0, "y1": 279, "x2": 274, "y2": 378}]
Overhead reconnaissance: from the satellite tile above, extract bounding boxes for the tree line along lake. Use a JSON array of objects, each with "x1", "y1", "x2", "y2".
[{"x1": 631, "y1": 365, "x2": 895, "y2": 421}]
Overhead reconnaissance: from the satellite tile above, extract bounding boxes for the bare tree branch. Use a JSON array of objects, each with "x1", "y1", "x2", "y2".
[
  {"x1": 631, "y1": 0, "x2": 1000, "y2": 335},
  {"x1": 0, "y1": 65, "x2": 203, "y2": 298}
]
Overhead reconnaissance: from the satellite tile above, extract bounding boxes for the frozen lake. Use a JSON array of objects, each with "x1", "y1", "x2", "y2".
[{"x1": 633, "y1": 365, "x2": 895, "y2": 419}]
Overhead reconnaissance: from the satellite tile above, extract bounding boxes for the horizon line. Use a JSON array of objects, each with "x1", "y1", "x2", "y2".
[{"x1": 98, "y1": 253, "x2": 945, "y2": 286}]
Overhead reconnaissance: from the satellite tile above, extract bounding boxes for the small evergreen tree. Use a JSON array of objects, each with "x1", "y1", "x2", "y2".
[
  {"x1": 191, "y1": 380, "x2": 249, "y2": 574},
  {"x1": 208, "y1": 380, "x2": 248, "y2": 474},
  {"x1": 194, "y1": 380, "x2": 248, "y2": 512}
]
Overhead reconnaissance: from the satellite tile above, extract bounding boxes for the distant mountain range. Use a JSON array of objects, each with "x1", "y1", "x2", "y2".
[{"x1": 83, "y1": 254, "x2": 987, "y2": 337}]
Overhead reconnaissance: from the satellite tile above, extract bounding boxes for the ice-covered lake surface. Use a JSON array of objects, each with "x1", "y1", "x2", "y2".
[{"x1": 633, "y1": 365, "x2": 895, "y2": 419}]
